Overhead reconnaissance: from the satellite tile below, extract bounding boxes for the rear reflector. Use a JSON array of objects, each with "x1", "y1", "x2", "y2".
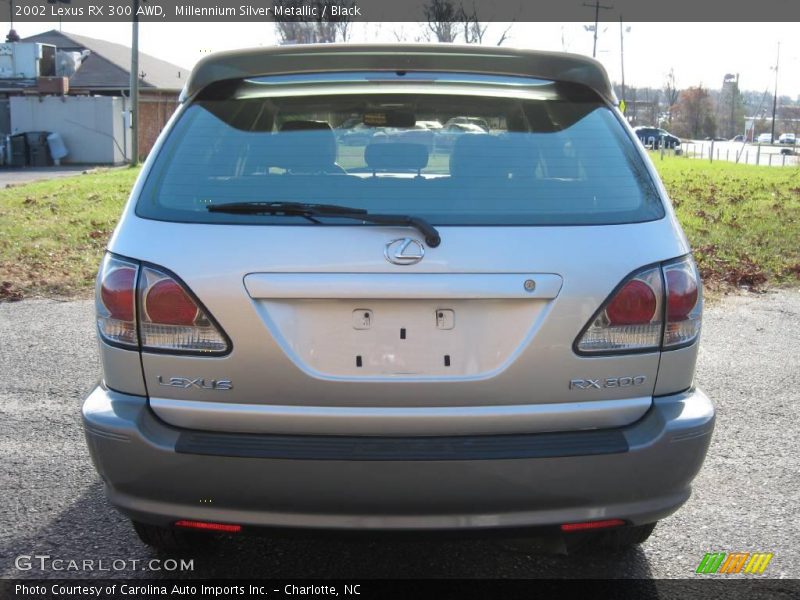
[
  {"x1": 560, "y1": 519, "x2": 626, "y2": 532},
  {"x1": 174, "y1": 520, "x2": 242, "y2": 533}
]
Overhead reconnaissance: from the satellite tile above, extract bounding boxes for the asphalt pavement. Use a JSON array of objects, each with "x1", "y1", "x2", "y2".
[
  {"x1": 0, "y1": 166, "x2": 100, "y2": 188},
  {"x1": 0, "y1": 289, "x2": 798, "y2": 579}
]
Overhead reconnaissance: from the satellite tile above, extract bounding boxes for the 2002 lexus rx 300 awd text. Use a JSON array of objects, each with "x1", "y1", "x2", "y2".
[{"x1": 83, "y1": 44, "x2": 714, "y2": 552}]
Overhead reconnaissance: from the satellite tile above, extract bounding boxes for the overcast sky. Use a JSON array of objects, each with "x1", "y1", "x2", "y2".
[{"x1": 5, "y1": 21, "x2": 800, "y2": 98}]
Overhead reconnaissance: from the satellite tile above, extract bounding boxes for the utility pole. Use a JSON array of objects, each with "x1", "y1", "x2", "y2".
[
  {"x1": 583, "y1": 1, "x2": 613, "y2": 58},
  {"x1": 770, "y1": 41, "x2": 780, "y2": 144},
  {"x1": 130, "y1": 0, "x2": 139, "y2": 166},
  {"x1": 619, "y1": 16, "x2": 625, "y2": 107},
  {"x1": 730, "y1": 73, "x2": 739, "y2": 139}
]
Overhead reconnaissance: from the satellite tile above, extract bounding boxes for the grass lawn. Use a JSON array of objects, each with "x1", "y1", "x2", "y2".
[
  {"x1": 650, "y1": 153, "x2": 800, "y2": 289},
  {"x1": 0, "y1": 157, "x2": 798, "y2": 300},
  {"x1": 0, "y1": 167, "x2": 138, "y2": 300}
]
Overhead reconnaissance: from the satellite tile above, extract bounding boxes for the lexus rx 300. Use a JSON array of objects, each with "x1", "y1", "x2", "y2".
[{"x1": 83, "y1": 44, "x2": 714, "y2": 552}]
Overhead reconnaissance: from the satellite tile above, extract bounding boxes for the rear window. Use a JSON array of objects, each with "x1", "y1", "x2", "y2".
[{"x1": 137, "y1": 79, "x2": 664, "y2": 226}]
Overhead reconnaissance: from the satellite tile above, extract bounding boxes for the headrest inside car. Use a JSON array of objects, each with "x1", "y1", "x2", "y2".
[
  {"x1": 449, "y1": 134, "x2": 507, "y2": 178},
  {"x1": 273, "y1": 120, "x2": 338, "y2": 172},
  {"x1": 364, "y1": 143, "x2": 429, "y2": 173}
]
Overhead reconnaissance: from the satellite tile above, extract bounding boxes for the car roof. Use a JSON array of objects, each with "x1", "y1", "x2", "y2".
[{"x1": 182, "y1": 44, "x2": 616, "y2": 105}]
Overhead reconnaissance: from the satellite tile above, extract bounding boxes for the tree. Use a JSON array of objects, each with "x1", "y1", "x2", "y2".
[
  {"x1": 273, "y1": 0, "x2": 352, "y2": 45},
  {"x1": 462, "y1": 12, "x2": 488, "y2": 44},
  {"x1": 778, "y1": 105, "x2": 800, "y2": 136},
  {"x1": 423, "y1": 0, "x2": 463, "y2": 42},
  {"x1": 671, "y1": 85, "x2": 717, "y2": 139},
  {"x1": 663, "y1": 68, "x2": 679, "y2": 123},
  {"x1": 422, "y1": 0, "x2": 512, "y2": 45}
]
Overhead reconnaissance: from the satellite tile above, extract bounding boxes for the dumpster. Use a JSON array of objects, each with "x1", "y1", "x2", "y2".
[
  {"x1": 25, "y1": 131, "x2": 52, "y2": 167},
  {"x1": 8, "y1": 133, "x2": 27, "y2": 167}
]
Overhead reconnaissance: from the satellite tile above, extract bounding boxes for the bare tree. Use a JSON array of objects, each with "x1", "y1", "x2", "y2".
[
  {"x1": 391, "y1": 24, "x2": 423, "y2": 43},
  {"x1": 462, "y1": 14, "x2": 488, "y2": 43},
  {"x1": 494, "y1": 23, "x2": 513, "y2": 46},
  {"x1": 273, "y1": 0, "x2": 352, "y2": 45},
  {"x1": 424, "y1": 0, "x2": 513, "y2": 45},
  {"x1": 664, "y1": 69, "x2": 680, "y2": 108},
  {"x1": 462, "y1": 16, "x2": 513, "y2": 45},
  {"x1": 423, "y1": 0, "x2": 464, "y2": 42}
]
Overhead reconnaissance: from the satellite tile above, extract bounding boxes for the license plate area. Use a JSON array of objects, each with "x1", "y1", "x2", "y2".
[{"x1": 256, "y1": 298, "x2": 547, "y2": 379}]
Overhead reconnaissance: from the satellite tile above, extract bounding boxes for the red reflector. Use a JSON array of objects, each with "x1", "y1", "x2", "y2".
[
  {"x1": 100, "y1": 267, "x2": 136, "y2": 321},
  {"x1": 666, "y1": 269, "x2": 698, "y2": 321},
  {"x1": 146, "y1": 279, "x2": 199, "y2": 326},
  {"x1": 174, "y1": 520, "x2": 242, "y2": 533},
  {"x1": 560, "y1": 519, "x2": 626, "y2": 532},
  {"x1": 605, "y1": 280, "x2": 657, "y2": 325}
]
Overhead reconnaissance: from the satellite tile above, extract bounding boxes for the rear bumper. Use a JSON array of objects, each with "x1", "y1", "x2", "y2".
[{"x1": 83, "y1": 386, "x2": 714, "y2": 531}]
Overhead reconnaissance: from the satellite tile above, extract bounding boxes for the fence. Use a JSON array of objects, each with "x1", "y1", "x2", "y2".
[{"x1": 644, "y1": 135, "x2": 799, "y2": 167}]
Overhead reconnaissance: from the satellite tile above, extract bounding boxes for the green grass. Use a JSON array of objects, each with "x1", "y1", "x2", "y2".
[
  {"x1": 0, "y1": 157, "x2": 798, "y2": 300},
  {"x1": 650, "y1": 153, "x2": 800, "y2": 289},
  {"x1": 0, "y1": 167, "x2": 140, "y2": 299}
]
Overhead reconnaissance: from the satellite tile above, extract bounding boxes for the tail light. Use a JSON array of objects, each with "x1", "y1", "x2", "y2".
[
  {"x1": 575, "y1": 255, "x2": 702, "y2": 354},
  {"x1": 96, "y1": 254, "x2": 139, "y2": 348},
  {"x1": 96, "y1": 253, "x2": 230, "y2": 355},
  {"x1": 138, "y1": 266, "x2": 229, "y2": 353},
  {"x1": 576, "y1": 265, "x2": 664, "y2": 353},
  {"x1": 663, "y1": 257, "x2": 702, "y2": 348}
]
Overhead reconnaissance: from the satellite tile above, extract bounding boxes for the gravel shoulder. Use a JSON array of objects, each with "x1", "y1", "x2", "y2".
[{"x1": 0, "y1": 289, "x2": 798, "y2": 579}]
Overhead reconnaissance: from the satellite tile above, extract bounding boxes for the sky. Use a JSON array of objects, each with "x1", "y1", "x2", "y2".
[{"x1": 4, "y1": 21, "x2": 800, "y2": 98}]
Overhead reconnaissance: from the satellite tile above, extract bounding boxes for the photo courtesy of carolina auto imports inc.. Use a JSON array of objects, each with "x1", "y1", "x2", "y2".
[{"x1": 0, "y1": 0, "x2": 798, "y2": 599}]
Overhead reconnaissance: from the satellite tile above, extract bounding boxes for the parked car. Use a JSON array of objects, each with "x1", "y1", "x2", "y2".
[
  {"x1": 382, "y1": 121, "x2": 443, "y2": 150},
  {"x1": 336, "y1": 121, "x2": 380, "y2": 146},
  {"x1": 435, "y1": 121, "x2": 487, "y2": 149},
  {"x1": 415, "y1": 120, "x2": 443, "y2": 131},
  {"x1": 444, "y1": 116, "x2": 490, "y2": 132},
  {"x1": 633, "y1": 126, "x2": 681, "y2": 149},
  {"x1": 730, "y1": 135, "x2": 744, "y2": 142},
  {"x1": 778, "y1": 133, "x2": 796, "y2": 145},
  {"x1": 757, "y1": 133, "x2": 774, "y2": 144},
  {"x1": 84, "y1": 44, "x2": 713, "y2": 553}
]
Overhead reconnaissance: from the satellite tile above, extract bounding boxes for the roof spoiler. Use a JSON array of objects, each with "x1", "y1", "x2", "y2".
[{"x1": 180, "y1": 44, "x2": 617, "y2": 106}]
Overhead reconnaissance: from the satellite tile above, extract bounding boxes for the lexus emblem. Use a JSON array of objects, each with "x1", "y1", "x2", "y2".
[{"x1": 384, "y1": 238, "x2": 425, "y2": 265}]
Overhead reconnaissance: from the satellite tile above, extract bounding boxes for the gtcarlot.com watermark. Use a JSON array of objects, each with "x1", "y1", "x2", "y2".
[{"x1": 14, "y1": 554, "x2": 194, "y2": 573}]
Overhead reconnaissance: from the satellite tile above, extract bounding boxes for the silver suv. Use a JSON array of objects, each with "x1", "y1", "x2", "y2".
[{"x1": 83, "y1": 44, "x2": 714, "y2": 552}]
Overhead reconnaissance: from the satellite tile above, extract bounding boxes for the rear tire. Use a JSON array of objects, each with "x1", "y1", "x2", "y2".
[
  {"x1": 564, "y1": 522, "x2": 657, "y2": 554},
  {"x1": 132, "y1": 520, "x2": 217, "y2": 552}
]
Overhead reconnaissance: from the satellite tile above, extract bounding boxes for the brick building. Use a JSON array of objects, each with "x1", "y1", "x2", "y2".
[{"x1": 21, "y1": 30, "x2": 185, "y2": 159}]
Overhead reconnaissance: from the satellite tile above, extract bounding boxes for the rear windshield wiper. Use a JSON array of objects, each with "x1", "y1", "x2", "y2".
[{"x1": 206, "y1": 201, "x2": 441, "y2": 248}]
